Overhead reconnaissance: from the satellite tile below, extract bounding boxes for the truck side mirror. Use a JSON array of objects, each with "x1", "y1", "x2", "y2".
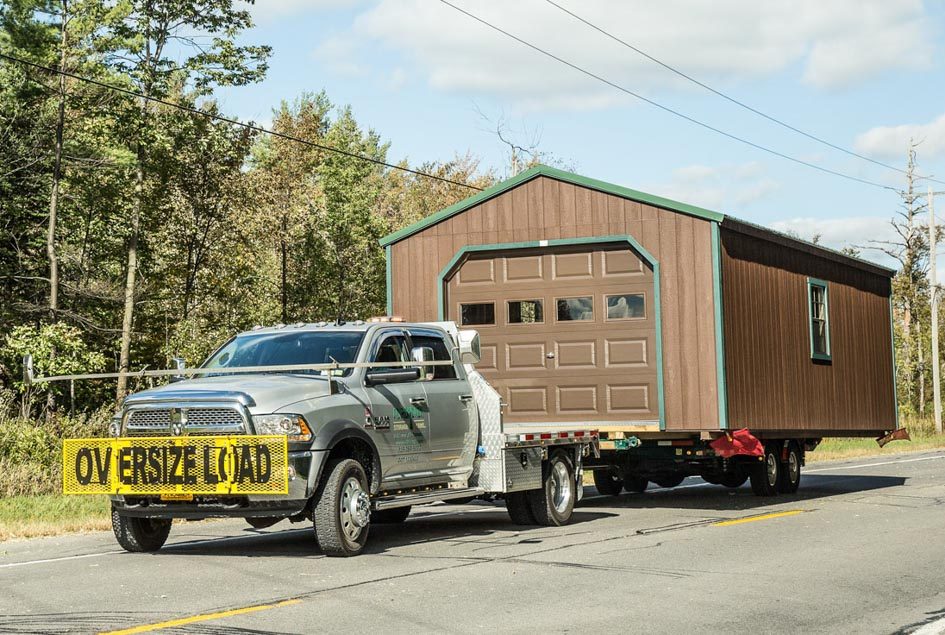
[
  {"x1": 170, "y1": 357, "x2": 186, "y2": 383},
  {"x1": 458, "y1": 330, "x2": 481, "y2": 364},
  {"x1": 365, "y1": 367, "x2": 421, "y2": 386},
  {"x1": 411, "y1": 346, "x2": 436, "y2": 380}
]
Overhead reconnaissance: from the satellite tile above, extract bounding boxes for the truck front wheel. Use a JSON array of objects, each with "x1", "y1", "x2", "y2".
[
  {"x1": 528, "y1": 451, "x2": 576, "y2": 526},
  {"x1": 313, "y1": 459, "x2": 371, "y2": 557},
  {"x1": 111, "y1": 507, "x2": 171, "y2": 552}
]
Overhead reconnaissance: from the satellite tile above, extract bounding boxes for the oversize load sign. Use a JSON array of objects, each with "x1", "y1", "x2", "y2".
[{"x1": 63, "y1": 436, "x2": 289, "y2": 496}]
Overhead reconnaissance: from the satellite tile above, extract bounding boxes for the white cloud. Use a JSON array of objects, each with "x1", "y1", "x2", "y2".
[
  {"x1": 854, "y1": 113, "x2": 945, "y2": 161},
  {"x1": 647, "y1": 162, "x2": 779, "y2": 211},
  {"x1": 318, "y1": 0, "x2": 934, "y2": 111},
  {"x1": 769, "y1": 216, "x2": 896, "y2": 259}
]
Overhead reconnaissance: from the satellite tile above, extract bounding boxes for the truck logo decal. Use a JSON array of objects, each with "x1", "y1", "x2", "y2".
[{"x1": 170, "y1": 408, "x2": 184, "y2": 436}]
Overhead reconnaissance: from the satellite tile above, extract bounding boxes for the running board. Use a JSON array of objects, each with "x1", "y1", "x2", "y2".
[{"x1": 373, "y1": 488, "x2": 484, "y2": 511}]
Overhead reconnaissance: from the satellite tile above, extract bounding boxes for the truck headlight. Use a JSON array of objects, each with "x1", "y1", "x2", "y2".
[
  {"x1": 252, "y1": 414, "x2": 313, "y2": 442},
  {"x1": 109, "y1": 415, "x2": 122, "y2": 438}
]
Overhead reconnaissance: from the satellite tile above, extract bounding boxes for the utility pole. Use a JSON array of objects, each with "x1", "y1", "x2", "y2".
[{"x1": 930, "y1": 186, "x2": 943, "y2": 434}]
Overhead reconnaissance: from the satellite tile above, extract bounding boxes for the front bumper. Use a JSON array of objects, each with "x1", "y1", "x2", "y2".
[{"x1": 110, "y1": 449, "x2": 328, "y2": 519}]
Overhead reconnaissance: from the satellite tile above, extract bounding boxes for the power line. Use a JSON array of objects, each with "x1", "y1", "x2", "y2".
[
  {"x1": 0, "y1": 51, "x2": 483, "y2": 192},
  {"x1": 542, "y1": 0, "x2": 945, "y2": 187},
  {"x1": 438, "y1": 0, "x2": 900, "y2": 193}
]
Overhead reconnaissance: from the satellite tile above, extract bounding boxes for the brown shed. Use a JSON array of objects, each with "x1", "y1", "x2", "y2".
[{"x1": 381, "y1": 165, "x2": 897, "y2": 436}]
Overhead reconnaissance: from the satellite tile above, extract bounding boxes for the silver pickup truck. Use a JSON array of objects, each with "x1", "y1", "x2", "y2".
[{"x1": 57, "y1": 320, "x2": 597, "y2": 556}]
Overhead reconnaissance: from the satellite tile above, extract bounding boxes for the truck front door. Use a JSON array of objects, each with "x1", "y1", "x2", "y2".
[{"x1": 364, "y1": 330, "x2": 434, "y2": 487}]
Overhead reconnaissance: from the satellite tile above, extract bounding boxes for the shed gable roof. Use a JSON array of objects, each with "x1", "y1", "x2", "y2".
[{"x1": 379, "y1": 164, "x2": 724, "y2": 248}]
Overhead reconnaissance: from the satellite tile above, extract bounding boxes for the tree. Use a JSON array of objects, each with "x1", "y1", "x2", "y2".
[{"x1": 106, "y1": 0, "x2": 270, "y2": 399}]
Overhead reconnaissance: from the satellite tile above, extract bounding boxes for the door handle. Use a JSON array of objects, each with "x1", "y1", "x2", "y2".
[
  {"x1": 409, "y1": 397, "x2": 428, "y2": 409},
  {"x1": 458, "y1": 394, "x2": 473, "y2": 403}
]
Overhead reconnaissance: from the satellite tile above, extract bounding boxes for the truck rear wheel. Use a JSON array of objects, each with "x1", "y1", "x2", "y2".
[
  {"x1": 313, "y1": 459, "x2": 371, "y2": 557},
  {"x1": 506, "y1": 491, "x2": 537, "y2": 525},
  {"x1": 372, "y1": 506, "x2": 411, "y2": 524},
  {"x1": 111, "y1": 507, "x2": 172, "y2": 553},
  {"x1": 777, "y1": 442, "x2": 802, "y2": 494},
  {"x1": 750, "y1": 443, "x2": 781, "y2": 497},
  {"x1": 527, "y1": 451, "x2": 576, "y2": 526},
  {"x1": 592, "y1": 469, "x2": 624, "y2": 496}
]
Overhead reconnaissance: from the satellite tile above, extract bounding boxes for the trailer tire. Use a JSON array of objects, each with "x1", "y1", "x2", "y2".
[
  {"x1": 371, "y1": 506, "x2": 411, "y2": 524},
  {"x1": 719, "y1": 471, "x2": 748, "y2": 489},
  {"x1": 527, "y1": 451, "x2": 576, "y2": 527},
  {"x1": 777, "y1": 442, "x2": 802, "y2": 494},
  {"x1": 505, "y1": 491, "x2": 537, "y2": 525},
  {"x1": 111, "y1": 507, "x2": 171, "y2": 553},
  {"x1": 592, "y1": 469, "x2": 624, "y2": 496},
  {"x1": 750, "y1": 443, "x2": 781, "y2": 497},
  {"x1": 654, "y1": 474, "x2": 686, "y2": 489},
  {"x1": 623, "y1": 475, "x2": 649, "y2": 493},
  {"x1": 313, "y1": 459, "x2": 371, "y2": 557}
]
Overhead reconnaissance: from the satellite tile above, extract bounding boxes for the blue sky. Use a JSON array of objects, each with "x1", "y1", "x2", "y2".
[{"x1": 214, "y1": 0, "x2": 945, "y2": 267}]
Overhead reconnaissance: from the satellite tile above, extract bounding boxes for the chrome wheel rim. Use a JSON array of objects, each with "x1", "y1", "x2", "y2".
[
  {"x1": 551, "y1": 460, "x2": 572, "y2": 514},
  {"x1": 766, "y1": 453, "x2": 778, "y2": 487},
  {"x1": 789, "y1": 451, "x2": 799, "y2": 483},
  {"x1": 340, "y1": 476, "x2": 369, "y2": 541}
]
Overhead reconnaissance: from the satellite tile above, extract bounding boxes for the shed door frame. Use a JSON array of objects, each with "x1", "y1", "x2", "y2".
[{"x1": 436, "y1": 235, "x2": 665, "y2": 429}]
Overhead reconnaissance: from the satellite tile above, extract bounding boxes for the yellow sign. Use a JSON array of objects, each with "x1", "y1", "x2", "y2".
[{"x1": 62, "y1": 435, "x2": 289, "y2": 496}]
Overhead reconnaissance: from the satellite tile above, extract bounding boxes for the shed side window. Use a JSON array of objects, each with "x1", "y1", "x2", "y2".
[
  {"x1": 460, "y1": 303, "x2": 495, "y2": 326},
  {"x1": 508, "y1": 299, "x2": 543, "y2": 324},
  {"x1": 808, "y1": 279, "x2": 831, "y2": 361},
  {"x1": 557, "y1": 297, "x2": 593, "y2": 321}
]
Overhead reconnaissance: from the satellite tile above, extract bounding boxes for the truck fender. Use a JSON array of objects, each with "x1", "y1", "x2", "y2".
[{"x1": 311, "y1": 421, "x2": 382, "y2": 495}]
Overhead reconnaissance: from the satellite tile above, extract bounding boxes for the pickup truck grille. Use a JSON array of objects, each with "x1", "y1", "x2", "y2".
[{"x1": 125, "y1": 407, "x2": 246, "y2": 436}]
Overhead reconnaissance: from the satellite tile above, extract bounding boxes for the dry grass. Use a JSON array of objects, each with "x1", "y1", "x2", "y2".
[
  {"x1": 0, "y1": 494, "x2": 112, "y2": 542},
  {"x1": 807, "y1": 433, "x2": 945, "y2": 463}
]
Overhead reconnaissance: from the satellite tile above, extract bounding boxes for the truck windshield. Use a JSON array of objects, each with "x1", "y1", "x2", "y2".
[{"x1": 203, "y1": 331, "x2": 364, "y2": 375}]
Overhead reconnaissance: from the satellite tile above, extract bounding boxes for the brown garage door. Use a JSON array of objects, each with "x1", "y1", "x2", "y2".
[{"x1": 446, "y1": 244, "x2": 658, "y2": 424}]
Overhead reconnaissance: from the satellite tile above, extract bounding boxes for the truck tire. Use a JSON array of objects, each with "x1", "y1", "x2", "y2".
[
  {"x1": 654, "y1": 474, "x2": 686, "y2": 489},
  {"x1": 506, "y1": 491, "x2": 537, "y2": 525},
  {"x1": 623, "y1": 475, "x2": 649, "y2": 493},
  {"x1": 313, "y1": 459, "x2": 371, "y2": 557},
  {"x1": 592, "y1": 469, "x2": 624, "y2": 496},
  {"x1": 111, "y1": 507, "x2": 172, "y2": 553},
  {"x1": 527, "y1": 451, "x2": 576, "y2": 526},
  {"x1": 777, "y1": 442, "x2": 802, "y2": 494},
  {"x1": 372, "y1": 506, "x2": 411, "y2": 524},
  {"x1": 750, "y1": 443, "x2": 781, "y2": 497}
]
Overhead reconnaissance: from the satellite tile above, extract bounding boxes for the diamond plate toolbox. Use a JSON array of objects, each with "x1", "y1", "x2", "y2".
[{"x1": 62, "y1": 435, "x2": 288, "y2": 496}]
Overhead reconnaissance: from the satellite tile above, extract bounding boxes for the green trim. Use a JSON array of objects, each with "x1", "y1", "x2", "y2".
[
  {"x1": 380, "y1": 164, "x2": 725, "y2": 247},
  {"x1": 807, "y1": 277, "x2": 832, "y2": 362},
  {"x1": 385, "y1": 245, "x2": 393, "y2": 315},
  {"x1": 710, "y1": 223, "x2": 729, "y2": 430},
  {"x1": 889, "y1": 291, "x2": 900, "y2": 428},
  {"x1": 436, "y1": 235, "x2": 666, "y2": 429}
]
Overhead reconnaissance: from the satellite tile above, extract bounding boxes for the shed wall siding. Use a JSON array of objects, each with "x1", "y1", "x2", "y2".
[
  {"x1": 720, "y1": 228, "x2": 895, "y2": 431},
  {"x1": 390, "y1": 175, "x2": 720, "y2": 430}
]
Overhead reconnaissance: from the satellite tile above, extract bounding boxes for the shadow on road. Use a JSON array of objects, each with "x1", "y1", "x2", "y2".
[{"x1": 580, "y1": 473, "x2": 908, "y2": 513}]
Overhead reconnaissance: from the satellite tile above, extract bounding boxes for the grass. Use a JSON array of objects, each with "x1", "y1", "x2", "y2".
[
  {"x1": 807, "y1": 432, "x2": 945, "y2": 462},
  {"x1": 0, "y1": 494, "x2": 112, "y2": 542}
]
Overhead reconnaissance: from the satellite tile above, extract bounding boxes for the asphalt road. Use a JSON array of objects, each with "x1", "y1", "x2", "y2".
[{"x1": 2, "y1": 450, "x2": 945, "y2": 634}]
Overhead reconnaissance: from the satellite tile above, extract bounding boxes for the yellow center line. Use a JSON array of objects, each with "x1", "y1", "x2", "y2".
[
  {"x1": 98, "y1": 598, "x2": 301, "y2": 635},
  {"x1": 712, "y1": 510, "x2": 807, "y2": 527}
]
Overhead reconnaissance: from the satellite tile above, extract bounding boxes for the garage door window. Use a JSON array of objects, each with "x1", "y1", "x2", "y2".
[
  {"x1": 556, "y1": 297, "x2": 594, "y2": 321},
  {"x1": 460, "y1": 302, "x2": 495, "y2": 326},
  {"x1": 605, "y1": 294, "x2": 645, "y2": 320},
  {"x1": 508, "y1": 299, "x2": 543, "y2": 324}
]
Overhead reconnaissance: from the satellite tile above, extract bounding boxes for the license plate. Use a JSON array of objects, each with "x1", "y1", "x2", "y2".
[{"x1": 62, "y1": 435, "x2": 289, "y2": 496}]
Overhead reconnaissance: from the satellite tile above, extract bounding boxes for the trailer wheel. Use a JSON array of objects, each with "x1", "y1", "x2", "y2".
[
  {"x1": 371, "y1": 506, "x2": 411, "y2": 524},
  {"x1": 750, "y1": 443, "x2": 781, "y2": 497},
  {"x1": 505, "y1": 491, "x2": 537, "y2": 525},
  {"x1": 719, "y1": 471, "x2": 748, "y2": 489},
  {"x1": 111, "y1": 507, "x2": 172, "y2": 553},
  {"x1": 623, "y1": 475, "x2": 649, "y2": 493},
  {"x1": 313, "y1": 459, "x2": 371, "y2": 557},
  {"x1": 592, "y1": 469, "x2": 624, "y2": 496},
  {"x1": 654, "y1": 474, "x2": 686, "y2": 489},
  {"x1": 777, "y1": 442, "x2": 802, "y2": 494},
  {"x1": 528, "y1": 451, "x2": 576, "y2": 526}
]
